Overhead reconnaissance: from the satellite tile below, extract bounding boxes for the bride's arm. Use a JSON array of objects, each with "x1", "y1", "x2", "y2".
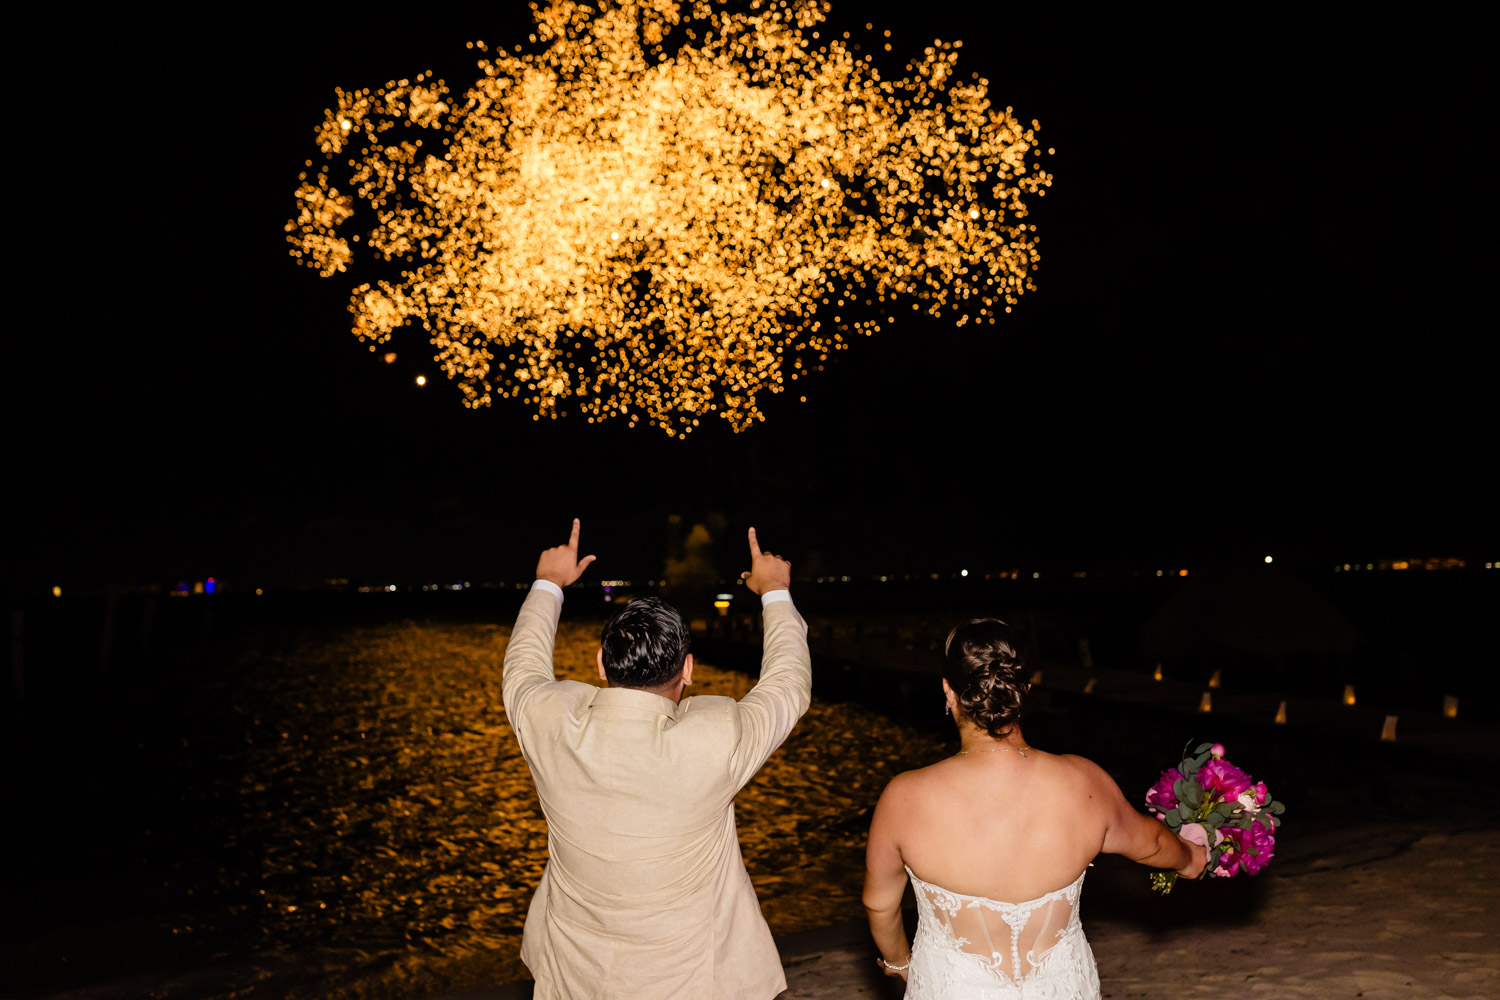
[
  {"x1": 1091, "y1": 762, "x2": 1208, "y2": 878},
  {"x1": 863, "y1": 776, "x2": 913, "y2": 981}
]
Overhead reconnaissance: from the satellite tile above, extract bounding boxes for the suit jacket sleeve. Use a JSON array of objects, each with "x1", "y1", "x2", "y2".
[
  {"x1": 501, "y1": 587, "x2": 564, "y2": 759},
  {"x1": 727, "y1": 598, "x2": 812, "y2": 790}
]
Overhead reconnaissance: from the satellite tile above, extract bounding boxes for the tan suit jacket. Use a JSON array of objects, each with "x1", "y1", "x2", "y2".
[{"x1": 501, "y1": 587, "x2": 812, "y2": 999}]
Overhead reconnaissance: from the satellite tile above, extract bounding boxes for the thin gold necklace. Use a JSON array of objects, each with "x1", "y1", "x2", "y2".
[{"x1": 956, "y1": 745, "x2": 1031, "y2": 757}]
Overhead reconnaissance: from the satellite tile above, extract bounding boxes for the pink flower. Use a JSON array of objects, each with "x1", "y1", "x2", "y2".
[
  {"x1": 1210, "y1": 743, "x2": 1226, "y2": 758},
  {"x1": 1198, "y1": 759, "x2": 1253, "y2": 800},
  {"x1": 1221, "y1": 823, "x2": 1276, "y2": 875},
  {"x1": 1146, "y1": 768, "x2": 1182, "y2": 816},
  {"x1": 1253, "y1": 781, "x2": 1269, "y2": 805}
]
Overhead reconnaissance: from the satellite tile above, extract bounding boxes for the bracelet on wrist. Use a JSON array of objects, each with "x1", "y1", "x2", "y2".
[{"x1": 880, "y1": 955, "x2": 912, "y2": 971}]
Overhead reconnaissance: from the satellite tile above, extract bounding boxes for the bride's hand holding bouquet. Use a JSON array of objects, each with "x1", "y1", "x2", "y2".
[{"x1": 1145, "y1": 742, "x2": 1285, "y2": 894}]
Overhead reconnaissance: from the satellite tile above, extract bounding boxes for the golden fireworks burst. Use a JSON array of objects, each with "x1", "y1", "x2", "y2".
[{"x1": 287, "y1": 0, "x2": 1052, "y2": 436}]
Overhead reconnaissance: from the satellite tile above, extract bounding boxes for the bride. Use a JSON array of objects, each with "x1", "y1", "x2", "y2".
[{"x1": 863, "y1": 619, "x2": 1208, "y2": 999}]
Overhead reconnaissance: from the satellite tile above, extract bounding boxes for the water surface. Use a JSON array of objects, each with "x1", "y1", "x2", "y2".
[{"x1": 49, "y1": 619, "x2": 941, "y2": 998}]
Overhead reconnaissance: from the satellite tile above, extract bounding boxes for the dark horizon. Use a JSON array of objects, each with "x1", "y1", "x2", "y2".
[{"x1": 10, "y1": 4, "x2": 1492, "y2": 593}]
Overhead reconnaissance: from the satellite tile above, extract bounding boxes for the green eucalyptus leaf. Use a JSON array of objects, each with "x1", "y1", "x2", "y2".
[{"x1": 1195, "y1": 742, "x2": 1214, "y2": 754}]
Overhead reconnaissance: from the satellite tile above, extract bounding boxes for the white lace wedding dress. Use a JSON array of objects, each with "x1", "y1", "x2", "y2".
[{"x1": 902, "y1": 865, "x2": 1100, "y2": 1000}]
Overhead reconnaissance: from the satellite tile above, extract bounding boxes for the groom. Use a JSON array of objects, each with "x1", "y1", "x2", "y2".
[{"x1": 502, "y1": 519, "x2": 811, "y2": 999}]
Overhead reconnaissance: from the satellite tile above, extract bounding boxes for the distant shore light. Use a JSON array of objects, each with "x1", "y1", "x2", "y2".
[
  {"x1": 1264, "y1": 555, "x2": 1273, "y2": 564},
  {"x1": 416, "y1": 375, "x2": 427, "y2": 385},
  {"x1": 51, "y1": 585, "x2": 62, "y2": 597}
]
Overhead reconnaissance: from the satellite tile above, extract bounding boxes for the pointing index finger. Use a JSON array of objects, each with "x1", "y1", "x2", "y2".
[
  {"x1": 747, "y1": 526, "x2": 762, "y2": 559},
  {"x1": 568, "y1": 518, "x2": 581, "y2": 552}
]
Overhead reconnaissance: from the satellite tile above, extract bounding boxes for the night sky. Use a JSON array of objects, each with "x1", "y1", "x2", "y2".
[{"x1": 12, "y1": 6, "x2": 1490, "y2": 591}]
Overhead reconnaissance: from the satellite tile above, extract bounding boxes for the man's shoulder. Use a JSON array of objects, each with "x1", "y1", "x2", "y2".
[
  {"x1": 513, "y1": 678, "x2": 598, "y2": 714},
  {"x1": 677, "y1": 693, "x2": 739, "y2": 716},
  {"x1": 667, "y1": 695, "x2": 743, "y2": 753}
]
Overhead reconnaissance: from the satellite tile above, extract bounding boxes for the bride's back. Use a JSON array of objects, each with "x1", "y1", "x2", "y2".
[
  {"x1": 864, "y1": 620, "x2": 1188, "y2": 997},
  {"x1": 889, "y1": 749, "x2": 1106, "y2": 902}
]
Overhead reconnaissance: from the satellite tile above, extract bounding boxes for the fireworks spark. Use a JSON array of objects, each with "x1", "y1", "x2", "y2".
[{"x1": 287, "y1": 0, "x2": 1052, "y2": 436}]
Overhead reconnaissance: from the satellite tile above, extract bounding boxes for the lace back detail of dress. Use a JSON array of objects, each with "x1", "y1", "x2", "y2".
[{"x1": 904, "y1": 866, "x2": 1100, "y2": 1000}]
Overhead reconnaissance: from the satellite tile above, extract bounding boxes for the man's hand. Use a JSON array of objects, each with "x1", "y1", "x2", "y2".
[
  {"x1": 739, "y1": 527, "x2": 792, "y2": 595},
  {"x1": 536, "y1": 518, "x2": 597, "y2": 588}
]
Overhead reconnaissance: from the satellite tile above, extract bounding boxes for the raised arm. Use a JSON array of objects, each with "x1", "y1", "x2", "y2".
[
  {"x1": 728, "y1": 527, "x2": 812, "y2": 787},
  {"x1": 1093, "y1": 759, "x2": 1207, "y2": 878},
  {"x1": 501, "y1": 519, "x2": 596, "y2": 748}
]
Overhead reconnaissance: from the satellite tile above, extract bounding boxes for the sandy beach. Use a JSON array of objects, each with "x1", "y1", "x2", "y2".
[
  {"x1": 1055, "y1": 822, "x2": 1497, "y2": 1000},
  {"x1": 10, "y1": 614, "x2": 1498, "y2": 1000},
  {"x1": 444, "y1": 818, "x2": 1497, "y2": 1000}
]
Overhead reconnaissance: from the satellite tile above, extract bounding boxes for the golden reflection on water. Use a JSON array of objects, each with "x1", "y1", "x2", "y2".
[{"x1": 222, "y1": 620, "x2": 942, "y2": 997}]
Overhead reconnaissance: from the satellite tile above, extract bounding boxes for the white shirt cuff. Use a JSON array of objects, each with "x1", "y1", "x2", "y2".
[
  {"x1": 531, "y1": 579, "x2": 565, "y2": 602},
  {"x1": 760, "y1": 589, "x2": 792, "y2": 607}
]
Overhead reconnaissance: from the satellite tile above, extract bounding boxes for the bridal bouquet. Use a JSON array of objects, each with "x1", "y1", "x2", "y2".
[{"x1": 1144, "y1": 742, "x2": 1285, "y2": 894}]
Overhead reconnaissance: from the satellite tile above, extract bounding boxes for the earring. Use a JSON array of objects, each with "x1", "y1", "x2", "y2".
[{"x1": 944, "y1": 703, "x2": 950, "y2": 716}]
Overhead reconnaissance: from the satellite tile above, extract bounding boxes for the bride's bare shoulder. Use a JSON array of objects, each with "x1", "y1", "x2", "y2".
[
  {"x1": 1052, "y1": 753, "x2": 1127, "y2": 793},
  {"x1": 883, "y1": 758, "x2": 947, "y2": 785},
  {"x1": 876, "y1": 758, "x2": 955, "y2": 798}
]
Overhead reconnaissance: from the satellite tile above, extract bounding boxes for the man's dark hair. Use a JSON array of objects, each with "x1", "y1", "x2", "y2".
[{"x1": 600, "y1": 597, "x2": 691, "y2": 689}]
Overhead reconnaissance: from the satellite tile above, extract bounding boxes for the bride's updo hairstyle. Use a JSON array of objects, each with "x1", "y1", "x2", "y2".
[{"x1": 943, "y1": 618, "x2": 1029, "y2": 738}]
